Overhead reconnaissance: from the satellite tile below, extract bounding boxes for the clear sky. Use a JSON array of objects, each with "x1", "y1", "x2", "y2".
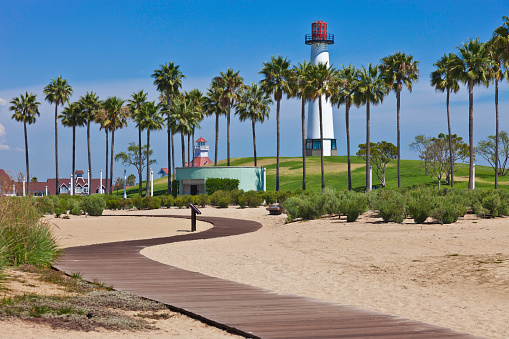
[{"x1": 1, "y1": 1, "x2": 508, "y2": 182}]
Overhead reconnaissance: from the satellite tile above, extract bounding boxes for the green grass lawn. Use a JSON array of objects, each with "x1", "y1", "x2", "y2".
[{"x1": 120, "y1": 157, "x2": 508, "y2": 196}]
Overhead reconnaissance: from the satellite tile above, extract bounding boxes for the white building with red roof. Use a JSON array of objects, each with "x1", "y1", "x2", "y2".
[{"x1": 185, "y1": 136, "x2": 212, "y2": 167}]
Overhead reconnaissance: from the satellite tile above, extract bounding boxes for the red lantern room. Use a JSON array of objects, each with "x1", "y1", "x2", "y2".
[{"x1": 305, "y1": 20, "x2": 334, "y2": 45}]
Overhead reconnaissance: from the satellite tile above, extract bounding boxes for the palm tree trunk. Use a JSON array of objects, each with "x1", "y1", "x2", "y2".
[
  {"x1": 215, "y1": 113, "x2": 219, "y2": 166},
  {"x1": 181, "y1": 132, "x2": 185, "y2": 167},
  {"x1": 446, "y1": 89, "x2": 454, "y2": 189},
  {"x1": 146, "y1": 129, "x2": 150, "y2": 197},
  {"x1": 396, "y1": 89, "x2": 401, "y2": 188},
  {"x1": 252, "y1": 118, "x2": 257, "y2": 166},
  {"x1": 110, "y1": 128, "x2": 115, "y2": 195},
  {"x1": 187, "y1": 134, "x2": 191, "y2": 167},
  {"x1": 495, "y1": 78, "x2": 499, "y2": 189},
  {"x1": 138, "y1": 127, "x2": 143, "y2": 196},
  {"x1": 301, "y1": 97, "x2": 306, "y2": 191},
  {"x1": 24, "y1": 121, "x2": 30, "y2": 195},
  {"x1": 192, "y1": 129, "x2": 195, "y2": 167},
  {"x1": 87, "y1": 121, "x2": 92, "y2": 195},
  {"x1": 167, "y1": 96, "x2": 172, "y2": 195},
  {"x1": 276, "y1": 99, "x2": 281, "y2": 191},
  {"x1": 105, "y1": 129, "x2": 109, "y2": 195},
  {"x1": 54, "y1": 104, "x2": 59, "y2": 195},
  {"x1": 319, "y1": 97, "x2": 325, "y2": 190},
  {"x1": 346, "y1": 101, "x2": 352, "y2": 191},
  {"x1": 468, "y1": 80, "x2": 474, "y2": 190},
  {"x1": 72, "y1": 125, "x2": 76, "y2": 195},
  {"x1": 366, "y1": 101, "x2": 371, "y2": 192},
  {"x1": 227, "y1": 104, "x2": 231, "y2": 166},
  {"x1": 171, "y1": 132, "x2": 176, "y2": 178}
]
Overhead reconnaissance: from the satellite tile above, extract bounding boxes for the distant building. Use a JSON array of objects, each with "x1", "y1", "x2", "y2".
[
  {"x1": 158, "y1": 168, "x2": 169, "y2": 178},
  {"x1": 0, "y1": 169, "x2": 14, "y2": 196},
  {"x1": 184, "y1": 137, "x2": 212, "y2": 167}
]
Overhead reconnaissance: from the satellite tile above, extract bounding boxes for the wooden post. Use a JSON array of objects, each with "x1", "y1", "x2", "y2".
[{"x1": 188, "y1": 203, "x2": 201, "y2": 232}]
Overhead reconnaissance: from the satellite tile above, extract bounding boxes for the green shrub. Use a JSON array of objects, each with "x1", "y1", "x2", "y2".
[
  {"x1": 433, "y1": 198, "x2": 465, "y2": 224},
  {"x1": 376, "y1": 190, "x2": 406, "y2": 223},
  {"x1": 261, "y1": 191, "x2": 277, "y2": 205},
  {"x1": 181, "y1": 195, "x2": 193, "y2": 208},
  {"x1": 205, "y1": 178, "x2": 239, "y2": 195},
  {"x1": 210, "y1": 190, "x2": 231, "y2": 207},
  {"x1": 131, "y1": 195, "x2": 143, "y2": 209},
  {"x1": 245, "y1": 191, "x2": 263, "y2": 208},
  {"x1": 54, "y1": 207, "x2": 65, "y2": 218},
  {"x1": 35, "y1": 197, "x2": 55, "y2": 215},
  {"x1": 238, "y1": 195, "x2": 247, "y2": 208},
  {"x1": 230, "y1": 189, "x2": 244, "y2": 206},
  {"x1": 217, "y1": 197, "x2": 230, "y2": 208},
  {"x1": 81, "y1": 196, "x2": 106, "y2": 216},
  {"x1": 196, "y1": 194, "x2": 209, "y2": 207},
  {"x1": 70, "y1": 206, "x2": 82, "y2": 216},
  {"x1": 174, "y1": 196, "x2": 186, "y2": 209},
  {"x1": 142, "y1": 196, "x2": 161, "y2": 210},
  {"x1": 283, "y1": 194, "x2": 324, "y2": 221},
  {"x1": 407, "y1": 189, "x2": 436, "y2": 224},
  {"x1": 171, "y1": 180, "x2": 179, "y2": 198},
  {"x1": 322, "y1": 188, "x2": 340, "y2": 215},
  {"x1": 339, "y1": 191, "x2": 367, "y2": 222}
]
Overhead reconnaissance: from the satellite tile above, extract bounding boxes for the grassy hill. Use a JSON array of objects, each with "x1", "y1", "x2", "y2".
[{"x1": 120, "y1": 156, "x2": 508, "y2": 197}]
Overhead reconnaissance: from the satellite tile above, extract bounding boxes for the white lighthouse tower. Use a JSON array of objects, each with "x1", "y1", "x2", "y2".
[{"x1": 305, "y1": 20, "x2": 337, "y2": 156}]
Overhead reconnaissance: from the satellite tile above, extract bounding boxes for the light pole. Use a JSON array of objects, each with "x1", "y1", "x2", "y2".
[
  {"x1": 100, "y1": 169, "x2": 103, "y2": 194},
  {"x1": 45, "y1": 185, "x2": 48, "y2": 196},
  {"x1": 22, "y1": 176, "x2": 25, "y2": 196},
  {"x1": 150, "y1": 169, "x2": 154, "y2": 197},
  {"x1": 123, "y1": 169, "x2": 127, "y2": 199},
  {"x1": 87, "y1": 169, "x2": 90, "y2": 195},
  {"x1": 70, "y1": 173, "x2": 74, "y2": 196}
]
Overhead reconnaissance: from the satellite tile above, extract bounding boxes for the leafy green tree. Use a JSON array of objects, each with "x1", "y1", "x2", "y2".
[
  {"x1": 203, "y1": 84, "x2": 227, "y2": 166},
  {"x1": 430, "y1": 53, "x2": 462, "y2": 188},
  {"x1": 128, "y1": 90, "x2": 148, "y2": 196},
  {"x1": 356, "y1": 141, "x2": 397, "y2": 187},
  {"x1": 44, "y1": 76, "x2": 73, "y2": 195},
  {"x1": 410, "y1": 134, "x2": 469, "y2": 189},
  {"x1": 151, "y1": 62, "x2": 185, "y2": 194},
  {"x1": 115, "y1": 143, "x2": 156, "y2": 185},
  {"x1": 352, "y1": 64, "x2": 387, "y2": 191},
  {"x1": 59, "y1": 101, "x2": 84, "y2": 194},
  {"x1": 236, "y1": 83, "x2": 272, "y2": 166},
  {"x1": 126, "y1": 173, "x2": 136, "y2": 187},
  {"x1": 171, "y1": 95, "x2": 201, "y2": 167},
  {"x1": 10, "y1": 92, "x2": 40, "y2": 195},
  {"x1": 456, "y1": 38, "x2": 492, "y2": 189},
  {"x1": 475, "y1": 130, "x2": 509, "y2": 176},
  {"x1": 379, "y1": 51, "x2": 419, "y2": 188},
  {"x1": 259, "y1": 56, "x2": 291, "y2": 191}
]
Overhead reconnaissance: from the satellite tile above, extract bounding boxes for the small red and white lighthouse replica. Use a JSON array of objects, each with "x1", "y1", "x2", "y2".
[{"x1": 305, "y1": 20, "x2": 337, "y2": 156}]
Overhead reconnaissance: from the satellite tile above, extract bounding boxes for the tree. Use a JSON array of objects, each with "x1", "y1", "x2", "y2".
[
  {"x1": 410, "y1": 134, "x2": 469, "y2": 189},
  {"x1": 203, "y1": 84, "x2": 227, "y2": 166},
  {"x1": 475, "y1": 130, "x2": 509, "y2": 176},
  {"x1": 78, "y1": 91, "x2": 101, "y2": 195},
  {"x1": 128, "y1": 90, "x2": 148, "y2": 196},
  {"x1": 259, "y1": 56, "x2": 291, "y2": 191},
  {"x1": 126, "y1": 173, "x2": 136, "y2": 187},
  {"x1": 308, "y1": 62, "x2": 336, "y2": 190},
  {"x1": 171, "y1": 95, "x2": 201, "y2": 167},
  {"x1": 379, "y1": 51, "x2": 419, "y2": 188},
  {"x1": 456, "y1": 38, "x2": 491, "y2": 189},
  {"x1": 430, "y1": 53, "x2": 462, "y2": 188},
  {"x1": 236, "y1": 83, "x2": 272, "y2": 166},
  {"x1": 95, "y1": 104, "x2": 110, "y2": 195},
  {"x1": 213, "y1": 69, "x2": 244, "y2": 166},
  {"x1": 44, "y1": 76, "x2": 73, "y2": 195},
  {"x1": 114, "y1": 177, "x2": 125, "y2": 190},
  {"x1": 332, "y1": 65, "x2": 359, "y2": 191},
  {"x1": 151, "y1": 62, "x2": 185, "y2": 194},
  {"x1": 139, "y1": 101, "x2": 165, "y2": 196},
  {"x1": 356, "y1": 141, "x2": 397, "y2": 187},
  {"x1": 31, "y1": 177, "x2": 38, "y2": 182},
  {"x1": 9, "y1": 92, "x2": 41, "y2": 195},
  {"x1": 59, "y1": 101, "x2": 84, "y2": 195},
  {"x1": 115, "y1": 143, "x2": 156, "y2": 184},
  {"x1": 185, "y1": 89, "x2": 204, "y2": 166},
  {"x1": 289, "y1": 61, "x2": 313, "y2": 190},
  {"x1": 352, "y1": 64, "x2": 387, "y2": 192}
]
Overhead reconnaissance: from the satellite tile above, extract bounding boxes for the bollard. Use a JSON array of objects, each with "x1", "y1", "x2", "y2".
[{"x1": 188, "y1": 203, "x2": 201, "y2": 232}]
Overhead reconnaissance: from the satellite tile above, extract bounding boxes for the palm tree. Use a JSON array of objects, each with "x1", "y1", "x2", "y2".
[
  {"x1": 128, "y1": 90, "x2": 148, "y2": 196},
  {"x1": 44, "y1": 76, "x2": 73, "y2": 195},
  {"x1": 139, "y1": 101, "x2": 165, "y2": 196},
  {"x1": 379, "y1": 51, "x2": 419, "y2": 188},
  {"x1": 489, "y1": 17, "x2": 509, "y2": 189},
  {"x1": 186, "y1": 89, "x2": 204, "y2": 166},
  {"x1": 95, "y1": 104, "x2": 110, "y2": 194},
  {"x1": 151, "y1": 62, "x2": 185, "y2": 194},
  {"x1": 236, "y1": 83, "x2": 272, "y2": 166},
  {"x1": 203, "y1": 83, "x2": 227, "y2": 166},
  {"x1": 352, "y1": 64, "x2": 387, "y2": 192},
  {"x1": 59, "y1": 101, "x2": 84, "y2": 195},
  {"x1": 78, "y1": 91, "x2": 101, "y2": 195},
  {"x1": 430, "y1": 53, "x2": 461, "y2": 188},
  {"x1": 308, "y1": 62, "x2": 336, "y2": 190},
  {"x1": 289, "y1": 61, "x2": 313, "y2": 190},
  {"x1": 457, "y1": 38, "x2": 492, "y2": 189},
  {"x1": 213, "y1": 69, "x2": 244, "y2": 166},
  {"x1": 171, "y1": 96, "x2": 201, "y2": 167},
  {"x1": 9, "y1": 92, "x2": 40, "y2": 195},
  {"x1": 331, "y1": 65, "x2": 360, "y2": 191},
  {"x1": 259, "y1": 56, "x2": 291, "y2": 191}
]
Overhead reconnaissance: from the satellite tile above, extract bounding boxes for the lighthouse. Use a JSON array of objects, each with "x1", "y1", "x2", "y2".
[{"x1": 305, "y1": 20, "x2": 337, "y2": 156}]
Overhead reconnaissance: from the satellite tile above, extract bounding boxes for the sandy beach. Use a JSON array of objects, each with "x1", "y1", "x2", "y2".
[{"x1": 1, "y1": 206, "x2": 507, "y2": 338}]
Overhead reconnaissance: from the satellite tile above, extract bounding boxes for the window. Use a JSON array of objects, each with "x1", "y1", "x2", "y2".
[
  {"x1": 313, "y1": 140, "x2": 321, "y2": 149},
  {"x1": 331, "y1": 140, "x2": 337, "y2": 150},
  {"x1": 306, "y1": 140, "x2": 313, "y2": 150},
  {"x1": 60, "y1": 186, "x2": 68, "y2": 193}
]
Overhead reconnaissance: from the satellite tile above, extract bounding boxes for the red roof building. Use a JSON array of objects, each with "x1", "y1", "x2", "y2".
[{"x1": 184, "y1": 136, "x2": 212, "y2": 167}]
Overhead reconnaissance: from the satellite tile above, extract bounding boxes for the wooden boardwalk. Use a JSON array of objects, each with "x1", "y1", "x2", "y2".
[{"x1": 54, "y1": 214, "x2": 480, "y2": 339}]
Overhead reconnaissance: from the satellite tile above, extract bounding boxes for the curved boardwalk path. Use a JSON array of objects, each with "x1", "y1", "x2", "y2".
[{"x1": 54, "y1": 214, "x2": 479, "y2": 339}]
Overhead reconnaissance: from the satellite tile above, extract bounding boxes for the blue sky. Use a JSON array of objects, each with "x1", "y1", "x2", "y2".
[{"x1": 1, "y1": 1, "x2": 508, "y2": 182}]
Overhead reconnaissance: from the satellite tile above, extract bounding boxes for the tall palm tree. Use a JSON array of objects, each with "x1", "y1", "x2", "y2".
[
  {"x1": 59, "y1": 101, "x2": 84, "y2": 195},
  {"x1": 236, "y1": 83, "x2": 272, "y2": 166},
  {"x1": 489, "y1": 17, "x2": 509, "y2": 189},
  {"x1": 430, "y1": 53, "x2": 461, "y2": 188},
  {"x1": 139, "y1": 101, "x2": 165, "y2": 197},
  {"x1": 259, "y1": 56, "x2": 291, "y2": 191},
  {"x1": 203, "y1": 83, "x2": 227, "y2": 166},
  {"x1": 457, "y1": 38, "x2": 492, "y2": 189},
  {"x1": 379, "y1": 51, "x2": 419, "y2": 188},
  {"x1": 186, "y1": 89, "x2": 204, "y2": 166},
  {"x1": 308, "y1": 62, "x2": 336, "y2": 190},
  {"x1": 171, "y1": 96, "x2": 201, "y2": 167},
  {"x1": 9, "y1": 92, "x2": 40, "y2": 195},
  {"x1": 44, "y1": 76, "x2": 73, "y2": 195},
  {"x1": 128, "y1": 90, "x2": 148, "y2": 196},
  {"x1": 331, "y1": 65, "x2": 360, "y2": 191},
  {"x1": 78, "y1": 91, "x2": 101, "y2": 195},
  {"x1": 151, "y1": 62, "x2": 185, "y2": 194},
  {"x1": 352, "y1": 64, "x2": 387, "y2": 192},
  {"x1": 213, "y1": 69, "x2": 244, "y2": 166},
  {"x1": 95, "y1": 104, "x2": 110, "y2": 194},
  {"x1": 289, "y1": 61, "x2": 313, "y2": 190}
]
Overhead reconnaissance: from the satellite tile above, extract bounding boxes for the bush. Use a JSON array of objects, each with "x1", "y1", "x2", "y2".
[
  {"x1": 230, "y1": 189, "x2": 244, "y2": 206},
  {"x1": 35, "y1": 197, "x2": 56, "y2": 215},
  {"x1": 171, "y1": 180, "x2": 179, "y2": 198},
  {"x1": 245, "y1": 191, "x2": 263, "y2": 208},
  {"x1": 205, "y1": 178, "x2": 239, "y2": 195},
  {"x1": 196, "y1": 194, "x2": 209, "y2": 208},
  {"x1": 471, "y1": 189, "x2": 509, "y2": 218},
  {"x1": 407, "y1": 189, "x2": 436, "y2": 224},
  {"x1": 142, "y1": 196, "x2": 161, "y2": 210},
  {"x1": 238, "y1": 195, "x2": 247, "y2": 208},
  {"x1": 339, "y1": 191, "x2": 367, "y2": 222},
  {"x1": 283, "y1": 194, "x2": 324, "y2": 221},
  {"x1": 131, "y1": 195, "x2": 143, "y2": 210},
  {"x1": 174, "y1": 196, "x2": 187, "y2": 209},
  {"x1": 261, "y1": 191, "x2": 277, "y2": 205},
  {"x1": 217, "y1": 197, "x2": 230, "y2": 208},
  {"x1": 54, "y1": 207, "x2": 65, "y2": 218},
  {"x1": 322, "y1": 188, "x2": 340, "y2": 215},
  {"x1": 376, "y1": 190, "x2": 406, "y2": 223},
  {"x1": 70, "y1": 206, "x2": 82, "y2": 216},
  {"x1": 81, "y1": 196, "x2": 106, "y2": 216},
  {"x1": 433, "y1": 197, "x2": 465, "y2": 224},
  {"x1": 210, "y1": 190, "x2": 231, "y2": 207}
]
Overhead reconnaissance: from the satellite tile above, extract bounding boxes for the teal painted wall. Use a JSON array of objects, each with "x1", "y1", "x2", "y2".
[{"x1": 175, "y1": 167, "x2": 266, "y2": 195}]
